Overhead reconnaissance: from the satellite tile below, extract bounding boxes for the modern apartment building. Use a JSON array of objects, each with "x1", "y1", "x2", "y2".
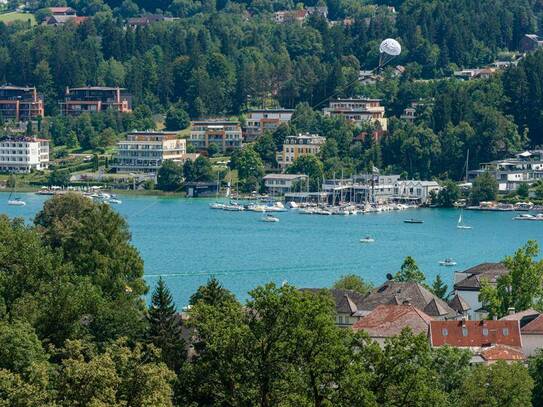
[
  {"x1": 60, "y1": 87, "x2": 132, "y2": 116},
  {"x1": 277, "y1": 133, "x2": 325, "y2": 169},
  {"x1": 323, "y1": 98, "x2": 387, "y2": 131},
  {"x1": 0, "y1": 86, "x2": 44, "y2": 122},
  {"x1": 113, "y1": 131, "x2": 187, "y2": 174},
  {"x1": 468, "y1": 150, "x2": 543, "y2": 192},
  {"x1": 0, "y1": 136, "x2": 49, "y2": 173},
  {"x1": 189, "y1": 119, "x2": 243, "y2": 153},
  {"x1": 263, "y1": 173, "x2": 308, "y2": 195},
  {"x1": 243, "y1": 109, "x2": 294, "y2": 142}
]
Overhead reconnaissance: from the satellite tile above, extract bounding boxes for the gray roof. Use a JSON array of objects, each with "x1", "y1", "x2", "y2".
[
  {"x1": 454, "y1": 263, "x2": 509, "y2": 291},
  {"x1": 299, "y1": 288, "x2": 367, "y2": 315},
  {"x1": 448, "y1": 294, "x2": 471, "y2": 313},
  {"x1": 359, "y1": 281, "x2": 458, "y2": 319}
]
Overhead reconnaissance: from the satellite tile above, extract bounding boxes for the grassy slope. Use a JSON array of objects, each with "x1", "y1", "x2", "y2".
[{"x1": 0, "y1": 12, "x2": 36, "y2": 25}]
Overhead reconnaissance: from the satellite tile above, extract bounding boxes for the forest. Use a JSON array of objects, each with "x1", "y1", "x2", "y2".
[{"x1": 1, "y1": 192, "x2": 543, "y2": 406}]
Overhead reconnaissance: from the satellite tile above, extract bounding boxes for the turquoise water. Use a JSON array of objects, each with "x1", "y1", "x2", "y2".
[{"x1": 1, "y1": 192, "x2": 542, "y2": 306}]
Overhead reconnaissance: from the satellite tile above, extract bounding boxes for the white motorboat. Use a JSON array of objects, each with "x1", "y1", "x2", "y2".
[
  {"x1": 299, "y1": 208, "x2": 315, "y2": 215},
  {"x1": 261, "y1": 214, "x2": 279, "y2": 222},
  {"x1": 513, "y1": 213, "x2": 543, "y2": 221},
  {"x1": 223, "y1": 203, "x2": 245, "y2": 211},
  {"x1": 247, "y1": 204, "x2": 267, "y2": 212},
  {"x1": 209, "y1": 202, "x2": 225, "y2": 209},
  {"x1": 8, "y1": 198, "x2": 26, "y2": 206},
  {"x1": 439, "y1": 258, "x2": 457, "y2": 266},
  {"x1": 286, "y1": 201, "x2": 298, "y2": 209},
  {"x1": 108, "y1": 198, "x2": 122, "y2": 204},
  {"x1": 360, "y1": 236, "x2": 375, "y2": 243}
]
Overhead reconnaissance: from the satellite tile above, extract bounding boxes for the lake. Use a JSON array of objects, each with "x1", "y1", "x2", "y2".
[{"x1": 1, "y1": 192, "x2": 542, "y2": 306}]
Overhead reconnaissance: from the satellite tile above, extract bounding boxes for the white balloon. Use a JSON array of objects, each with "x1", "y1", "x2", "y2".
[{"x1": 379, "y1": 38, "x2": 402, "y2": 56}]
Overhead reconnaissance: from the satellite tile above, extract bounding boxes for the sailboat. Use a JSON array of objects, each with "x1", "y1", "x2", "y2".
[
  {"x1": 7, "y1": 182, "x2": 26, "y2": 206},
  {"x1": 209, "y1": 173, "x2": 225, "y2": 209},
  {"x1": 457, "y1": 209, "x2": 472, "y2": 229}
]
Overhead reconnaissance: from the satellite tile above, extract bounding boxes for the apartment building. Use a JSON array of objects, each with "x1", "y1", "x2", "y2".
[
  {"x1": 243, "y1": 109, "x2": 294, "y2": 142},
  {"x1": 0, "y1": 86, "x2": 44, "y2": 122},
  {"x1": 0, "y1": 136, "x2": 49, "y2": 173},
  {"x1": 277, "y1": 133, "x2": 325, "y2": 169},
  {"x1": 113, "y1": 131, "x2": 187, "y2": 174},
  {"x1": 60, "y1": 87, "x2": 132, "y2": 116},
  {"x1": 323, "y1": 98, "x2": 387, "y2": 131},
  {"x1": 189, "y1": 119, "x2": 243, "y2": 153}
]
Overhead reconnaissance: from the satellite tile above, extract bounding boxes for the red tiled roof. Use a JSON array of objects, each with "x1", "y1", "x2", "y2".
[
  {"x1": 521, "y1": 314, "x2": 543, "y2": 334},
  {"x1": 352, "y1": 304, "x2": 433, "y2": 337},
  {"x1": 479, "y1": 345, "x2": 525, "y2": 361},
  {"x1": 430, "y1": 320, "x2": 521, "y2": 348}
]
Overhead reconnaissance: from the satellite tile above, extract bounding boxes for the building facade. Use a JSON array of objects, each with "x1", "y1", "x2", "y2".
[
  {"x1": 60, "y1": 87, "x2": 132, "y2": 116},
  {"x1": 113, "y1": 131, "x2": 187, "y2": 174},
  {"x1": 263, "y1": 173, "x2": 308, "y2": 195},
  {"x1": 189, "y1": 120, "x2": 243, "y2": 153},
  {"x1": 0, "y1": 86, "x2": 44, "y2": 122},
  {"x1": 393, "y1": 180, "x2": 441, "y2": 204},
  {"x1": 243, "y1": 109, "x2": 294, "y2": 142},
  {"x1": 0, "y1": 136, "x2": 49, "y2": 173},
  {"x1": 277, "y1": 133, "x2": 325, "y2": 169},
  {"x1": 323, "y1": 98, "x2": 387, "y2": 131},
  {"x1": 468, "y1": 150, "x2": 543, "y2": 192}
]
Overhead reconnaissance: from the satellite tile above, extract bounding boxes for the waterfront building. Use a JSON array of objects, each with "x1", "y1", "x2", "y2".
[
  {"x1": 360, "y1": 281, "x2": 459, "y2": 320},
  {"x1": 323, "y1": 98, "x2": 387, "y2": 131},
  {"x1": 0, "y1": 86, "x2": 44, "y2": 122},
  {"x1": 429, "y1": 320, "x2": 525, "y2": 364},
  {"x1": 0, "y1": 136, "x2": 49, "y2": 173},
  {"x1": 352, "y1": 304, "x2": 433, "y2": 346},
  {"x1": 453, "y1": 263, "x2": 510, "y2": 320},
  {"x1": 263, "y1": 173, "x2": 308, "y2": 195},
  {"x1": 300, "y1": 288, "x2": 367, "y2": 328},
  {"x1": 113, "y1": 131, "x2": 188, "y2": 174},
  {"x1": 277, "y1": 133, "x2": 325, "y2": 169},
  {"x1": 243, "y1": 109, "x2": 294, "y2": 142},
  {"x1": 468, "y1": 150, "x2": 543, "y2": 192},
  {"x1": 60, "y1": 87, "x2": 132, "y2": 116},
  {"x1": 393, "y1": 180, "x2": 440, "y2": 204},
  {"x1": 189, "y1": 119, "x2": 243, "y2": 153}
]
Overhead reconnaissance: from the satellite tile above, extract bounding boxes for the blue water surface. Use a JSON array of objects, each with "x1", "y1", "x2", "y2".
[{"x1": 1, "y1": 192, "x2": 542, "y2": 306}]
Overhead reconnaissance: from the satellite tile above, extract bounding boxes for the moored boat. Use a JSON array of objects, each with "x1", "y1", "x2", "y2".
[
  {"x1": 439, "y1": 258, "x2": 457, "y2": 266},
  {"x1": 404, "y1": 218, "x2": 424, "y2": 224}
]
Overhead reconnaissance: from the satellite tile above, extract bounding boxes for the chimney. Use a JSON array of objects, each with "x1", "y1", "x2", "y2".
[
  {"x1": 508, "y1": 307, "x2": 516, "y2": 315},
  {"x1": 493, "y1": 315, "x2": 498, "y2": 320}
]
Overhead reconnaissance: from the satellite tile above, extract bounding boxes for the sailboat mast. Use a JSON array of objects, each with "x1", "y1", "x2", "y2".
[{"x1": 465, "y1": 149, "x2": 469, "y2": 182}]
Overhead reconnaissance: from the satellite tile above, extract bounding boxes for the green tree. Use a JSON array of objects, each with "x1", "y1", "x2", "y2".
[
  {"x1": 480, "y1": 240, "x2": 543, "y2": 318},
  {"x1": 431, "y1": 275, "x2": 448, "y2": 300},
  {"x1": 395, "y1": 256, "x2": 426, "y2": 283},
  {"x1": 147, "y1": 278, "x2": 186, "y2": 372},
  {"x1": 191, "y1": 156, "x2": 214, "y2": 182},
  {"x1": 529, "y1": 348, "x2": 543, "y2": 405},
  {"x1": 254, "y1": 132, "x2": 277, "y2": 167},
  {"x1": 459, "y1": 361, "x2": 533, "y2": 407},
  {"x1": 48, "y1": 169, "x2": 70, "y2": 186},
  {"x1": 470, "y1": 172, "x2": 498, "y2": 204},
  {"x1": 0, "y1": 321, "x2": 47, "y2": 375},
  {"x1": 229, "y1": 145, "x2": 265, "y2": 181},
  {"x1": 286, "y1": 155, "x2": 324, "y2": 192},
  {"x1": 165, "y1": 106, "x2": 190, "y2": 131},
  {"x1": 437, "y1": 180, "x2": 460, "y2": 208},
  {"x1": 207, "y1": 142, "x2": 219, "y2": 157},
  {"x1": 157, "y1": 160, "x2": 184, "y2": 191},
  {"x1": 517, "y1": 182, "x2": 529, "y2": 199},
  {"x1": 333, "y1": 274, "x2": 373, "y2": 296},
  {"x1": 189, "y1": 277, "x2": 236, "y2": 307},
  {"x1": 6, "y1": 174, "x2": 16, "y2": 189}
]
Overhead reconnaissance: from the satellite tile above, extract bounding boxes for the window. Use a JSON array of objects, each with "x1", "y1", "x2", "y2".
[
  {"x1": 442, "y1": 328, "x2": 448, "y2": 336},
  {"x1": 483, "y1": 328, "x2": 489, "y2": 336},
  {"x1": 503, "y1": 328, "x2": 509, "y2": 336},
  {"x1": 462, "y1": 327, "x2": 468, "y2": 337}
]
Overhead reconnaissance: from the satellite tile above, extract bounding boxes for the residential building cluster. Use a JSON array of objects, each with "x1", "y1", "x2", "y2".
[
  {"x1": 277, "y1": 133, "x2": 326, "y2": 169},
  {"x1": 189, "y1": 119, "x2": 243, "y2": 153},
  {"x1": 0, "y1": 136, "x2": 49, "y2": 173},
  {"x1": 323, "y1": 98, "x2": 388, "y2": 131},
  {"x1": 305, "y1": 261, "x2": 543, "y2": 364},
  {"x1": 0, "y1": 86, "x2": 44, "y2": 122},
  {"x1": 43, "y1": 7, "x2": 88, "y2": 26},
  {"x1": 468, "y1": 150, "x2": 543, "y2": 192}
]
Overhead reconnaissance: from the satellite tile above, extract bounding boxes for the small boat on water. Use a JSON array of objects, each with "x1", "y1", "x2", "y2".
[
  {"x1": 223, "y1": 202, "x2": 245, "y2": 211},
  {"x1": 261, "y1": 214, "x2": 279, "y2": 223},
  {"x1": 7, "y1": 198, "x2": 26, "y2": 206},
  {"x1": 439, "y1": 258, "x2": 457, "y2": 266},
  {"x1": 360, "y1": 236, "x2": 375, "y2": 243},
  {"x1": 209, "y1": 202, "x2": 225, "y2": 209},
  {"x1": 404, "y1": 219, "x2": 424, "y2": 224},
  {"x1": 108, "y1": 198, "x2": 122, "y2": 204},
  {"x1": 457, "y1": 210, "x2": 472, "y2": 229},
  {"x1": 513, "y1": 213, "x2": 543, "y2": 221}
]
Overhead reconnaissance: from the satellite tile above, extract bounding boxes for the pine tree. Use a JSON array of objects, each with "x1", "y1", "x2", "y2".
[
  {"x1": 147, "y1": 278, "x2": 185, "y2": 372},
  {"x1": 189, "y1": 276, "x2": 236, "y2": 307},
  {"x1": 431, "y1": 275, "x2": 448, "y2": 300}
]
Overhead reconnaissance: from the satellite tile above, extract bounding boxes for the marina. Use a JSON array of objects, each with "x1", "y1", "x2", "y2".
[{"x1": 2, "y1": 192, "x2": 543, "y2": 306}]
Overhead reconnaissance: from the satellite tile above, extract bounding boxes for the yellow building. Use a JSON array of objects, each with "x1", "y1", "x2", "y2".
[{"x1": 277, "y1": 133, "x2": 325, "y2": 169}]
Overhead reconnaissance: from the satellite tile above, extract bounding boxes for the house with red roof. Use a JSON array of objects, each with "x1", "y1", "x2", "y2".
[
  {"x1": 429, "y1": 320, "x2": 525, "y2": 364},
  {"x1": 519, "y1": 313, "x2": 543, "y2": 357},
  {"x1": 352, "y1": 304, "x2": 433, "y2": 346}
]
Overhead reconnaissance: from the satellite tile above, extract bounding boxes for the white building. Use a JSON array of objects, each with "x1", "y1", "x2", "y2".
[
  {"x1": 0, "y1": 137, "x2": 49, "y2": 173},
  {"x1": 189, "y1": 119, "x2": 243, "y2": 153},
  {"x1": 393, "y1": 180, "x2": 440, "y2": 204},
  {"x1": 277, "y1": 133, "x2": 325, "y2": 169},
  {"x1": 243, "y1": 109, "x2": 294, "y2": 142},
  {"x1": 323, "y1": 98, "x2": 387, "y2": 131},
  {"x1": 468, "y1": 150, "x2": 543, "y2": 192},
  {"x1": 263, "y1": 173, "x2": 308, "y2": 195},
  {"x1": 113, "y1": 131, "x2": 187, "y2": 174}
]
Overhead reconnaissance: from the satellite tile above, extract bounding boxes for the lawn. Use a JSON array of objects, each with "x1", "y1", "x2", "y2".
[{"x1": 0, "y1": 12, "x2": 36, "y2": 25}]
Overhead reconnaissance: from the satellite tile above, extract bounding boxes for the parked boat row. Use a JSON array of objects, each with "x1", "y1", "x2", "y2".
[{"x1": 513, "y1": 213, "x2": 543, "y2": 221}]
